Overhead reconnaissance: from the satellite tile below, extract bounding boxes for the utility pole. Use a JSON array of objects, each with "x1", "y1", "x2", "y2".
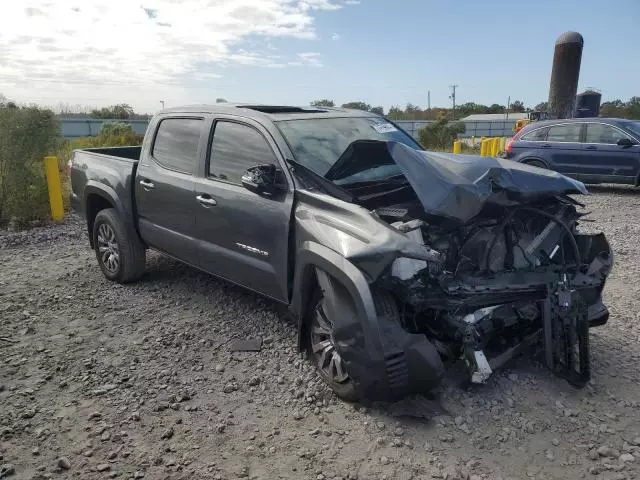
[
  {"x1": 160, "y1": 100, "x2": 165, "y2": 109},
  {"x1": 506, "y1": 95, "x2": 510, "y2": 120},
  {"x1": 427, "y1": 90, "x2": 431, "y2": 112},
  {"x1": 449, "y1": 84, "x2": 458, "y2": 120}
]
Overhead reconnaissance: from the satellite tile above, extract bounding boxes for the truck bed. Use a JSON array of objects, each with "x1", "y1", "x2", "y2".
[
  {"x1": 78, "y1": 146, "x2": 142, "y2": 161},
  {"x1": 70, "y1": 147, "x2": 141, "y2": 239}
]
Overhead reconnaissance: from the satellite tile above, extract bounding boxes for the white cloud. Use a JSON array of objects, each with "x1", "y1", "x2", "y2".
[
  {"x1": 0, "y1": 0, "x2": 355, "y2": 111},
  {"x1": 331, "y1": 32, "x2": 340, "y2": 41}
]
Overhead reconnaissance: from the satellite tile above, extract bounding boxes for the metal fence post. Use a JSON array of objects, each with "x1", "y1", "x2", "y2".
[{"x1": 44, "y1": 156, "x2": 64, "y2": 222}]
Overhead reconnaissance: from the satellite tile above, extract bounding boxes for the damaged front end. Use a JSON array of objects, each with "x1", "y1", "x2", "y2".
[
  {"x1": 376, "y1": 204, "x2": 611, "y2": 388},
  {"x1": 297, "y1": 140, "x2": 613, "y2": 397}
]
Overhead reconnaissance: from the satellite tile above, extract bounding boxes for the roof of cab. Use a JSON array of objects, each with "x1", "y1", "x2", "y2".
[{"x1": 158, "y1": 103, "x2": 381, "y2": 121}]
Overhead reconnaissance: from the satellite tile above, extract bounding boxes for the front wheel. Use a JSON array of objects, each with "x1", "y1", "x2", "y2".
[
  {"x1": 307, "y1": 289, "x2": 357, "y2": 401},
  {"x1": 93, "y1": 208, "x2": 146, "y2": 283}
]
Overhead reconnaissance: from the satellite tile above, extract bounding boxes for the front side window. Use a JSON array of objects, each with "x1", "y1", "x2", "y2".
[
  {"x1": 209, "y1": 121, "x2": 277, "y2": 184},
  {"x1": 521, "y1": 127, "x2": 549, "y2": 141},
  {"x1": 152, "y1": 118, "x2": 203, "y2": 174},
  {"x1": 585, "y1": 123, "x2": 630, "y2": 144},
  {"x1": 625, "y1": 121, "x2": 640, "y2": 138},
  {"x1": 546, "y1": 124, "x2": 582, "y2": 143}
]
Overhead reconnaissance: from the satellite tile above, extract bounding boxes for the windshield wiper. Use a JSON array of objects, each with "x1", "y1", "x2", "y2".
[{"x1": 338, "y1": 174, "x2": 408, "y2": 188}]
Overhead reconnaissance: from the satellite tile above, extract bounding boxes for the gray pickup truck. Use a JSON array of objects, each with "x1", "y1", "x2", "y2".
[{"x1": 71, "y1": 104, "x2": 613, "y2": 401}]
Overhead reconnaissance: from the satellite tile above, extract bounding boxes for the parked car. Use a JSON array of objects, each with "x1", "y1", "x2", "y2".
[
  {"x1": 70, "y1": 104, "x2": 612, "y2": 401},
  {"x1": 505, "y1": 118, "x2": 640, "y2": 186}
]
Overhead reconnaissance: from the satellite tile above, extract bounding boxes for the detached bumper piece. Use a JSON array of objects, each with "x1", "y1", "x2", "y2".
[{"x1": 542, "y1": 279, "x2": 590, "y2": 387}]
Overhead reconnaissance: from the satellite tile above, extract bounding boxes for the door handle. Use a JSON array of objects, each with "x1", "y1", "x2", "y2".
[
  {"x1": 139, "y1": 179, "x2": 155, "y2": 190},
  {"x1": 541, "y1": 144, "x2": 552, "y2": 149},
  {"x1": 196, "y1": 195, "x2": 217, "y2": 207},
  {"x1": 586, "y1": 145, "x2": 597, "y2": 150}
]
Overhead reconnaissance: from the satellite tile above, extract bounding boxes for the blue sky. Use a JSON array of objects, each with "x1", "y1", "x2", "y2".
[{"x1": 1, "y1": 0, "x2": 638, "y2": 113}]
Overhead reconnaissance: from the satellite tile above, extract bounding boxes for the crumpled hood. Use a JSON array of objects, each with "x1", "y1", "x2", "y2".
[{"x1": 327, "y1": 140, "x2": 588, "y2": 223}]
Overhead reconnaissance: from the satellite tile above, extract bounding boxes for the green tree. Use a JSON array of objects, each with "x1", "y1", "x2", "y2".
[
  {"x1": 341, "y1": 101, "x2": 371, "y2": 111},
  {"x1": 533, "y1": 102, "x2": 548, "y2": 112},
  {"x1": 0, "y1": 106, "x2": 61, "y2": 226},
  {"x1": 418, "y1": 120, "x2": 465, "y2": 150},
  {"x1": 487, "y1": 104, "x2": 506, "y2": 114},
  {"x1": 216, "y1": 98, "x2": 228, "y2": 103},
  {"x1": 387, "y1": 106, "x2": 405, "y2": 120},
  {"x1": 600, "y1": 99, "x2": 624, "y2": 118},
  {"x1": 510, "y1": 100, "x2": 526, "y2": 113},
  {"x1": 310, "y1": 99, "x2": 335, "y2": 107},
  {"x1": 370, "y1": 106, "x2": 384, "y2": 115},
  {"x1": 90, "y1": 104, "x2": 135, "y2": 119}
]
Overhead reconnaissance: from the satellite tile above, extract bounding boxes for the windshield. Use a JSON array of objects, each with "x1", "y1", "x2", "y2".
[
  {"x1": 276, "y1": 117, "x2": 422, "y2": 181},
  {"x1": 626, "y1": 121, "x2": 640, "y2": 138}
]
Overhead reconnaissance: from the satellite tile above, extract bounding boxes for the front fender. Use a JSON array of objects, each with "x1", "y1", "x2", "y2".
[{"x1": 291, "y1": 241, "x2": 443, "y2": 400}]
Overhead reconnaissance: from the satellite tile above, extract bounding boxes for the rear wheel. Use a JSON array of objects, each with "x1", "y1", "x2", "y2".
[
  {"x1": 307, "y1": 289, "x2": 357, "y2": 401},
  {"x1": 524, "y1": 159, "x2": 548, "y2": 169},
  {"x1": 92, "y1": 208, "x2": 146, "y2": 283}
]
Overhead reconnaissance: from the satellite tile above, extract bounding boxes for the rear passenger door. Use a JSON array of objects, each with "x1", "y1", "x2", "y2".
[
  {"x1": 583, "y1": 122, "x2": 640, "y2": 180},
  {"x1": 545, "y1": 123, "x2": 585, "y2": 175},
  {"x1": 192, "y1": 118, "x2": 294, "y2": 302},
  {"x1": 135, "y1": 116, "x2": 206, "y2": 265}
]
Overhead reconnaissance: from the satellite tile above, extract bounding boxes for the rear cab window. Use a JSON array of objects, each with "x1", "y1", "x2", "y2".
[{"x1": 152, "y1": 118, "x2": 204, "y2": 174}]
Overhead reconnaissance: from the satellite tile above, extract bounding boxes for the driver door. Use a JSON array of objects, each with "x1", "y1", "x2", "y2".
[{"x1": 192, "y1": 118, "x2": 293, "y2": 302}]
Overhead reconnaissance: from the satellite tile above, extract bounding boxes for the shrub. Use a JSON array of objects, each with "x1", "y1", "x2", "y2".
[
  {"x1": 0, "y1": 106, "x2": 60, "y2": 228},
  {"x1": 418, "y1": 120, "x2": 466, "y2": 150}
]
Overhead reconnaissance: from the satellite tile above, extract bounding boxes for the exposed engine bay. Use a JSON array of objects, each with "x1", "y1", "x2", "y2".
[
  {"x1": 373, "y1": 200, "x2": 611, "y2": 386},
  {"x1": 328, "y1": 141, "x2": 613, "y2": 388}
]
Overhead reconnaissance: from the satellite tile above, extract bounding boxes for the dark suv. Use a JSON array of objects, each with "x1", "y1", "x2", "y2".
[{"x1": 506, "y1": 118, "x2": 640, "y2": 185}]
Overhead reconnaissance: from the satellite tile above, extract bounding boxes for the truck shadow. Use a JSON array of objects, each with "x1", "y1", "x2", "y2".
[{"x1": 138, "y1": 249, "x2": 631, "y2": 428}]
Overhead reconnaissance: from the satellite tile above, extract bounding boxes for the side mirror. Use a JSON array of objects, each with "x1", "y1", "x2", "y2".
[
  {"x1": 617, "y1": 137, "x2": 635, "y2": 147},
  {"x1": 241, "y1": 164, "x2": 280, "y2": 194}
]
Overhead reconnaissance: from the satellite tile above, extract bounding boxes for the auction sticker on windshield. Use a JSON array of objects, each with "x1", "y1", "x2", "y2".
[{"x1": 371, "y1": 122, "x2": 398, "y2": 134}]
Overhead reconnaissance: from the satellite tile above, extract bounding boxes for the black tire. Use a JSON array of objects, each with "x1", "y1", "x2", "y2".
[
  {"x1": 524, "y1": 159, "x2": 548, "y2": 169},
  {"x1": 306, "y1": 288, "x2": 358, "y2": 401},
  {"x1": 92, "y1": 208, "x2": 146, "y2": 283}
]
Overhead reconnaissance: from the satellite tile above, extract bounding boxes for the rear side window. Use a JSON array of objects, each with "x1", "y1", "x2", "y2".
[
  {"x1": 521, "y1": 127, "x2": 548, "y2": 141},
  {"x1": 152, "y1": 118, "x2": 203, "y2": 174},
  {"x1": 547, "y1": 124, "x2": 582, "y2": 143},
  {"x1": 209, "y1": 121, "x2": 277, "y2": 184},
  {"x1": 585, "y1": 123, "x2": 629, "y2": 144}
]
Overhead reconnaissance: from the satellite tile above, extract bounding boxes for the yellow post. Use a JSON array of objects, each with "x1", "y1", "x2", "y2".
[
  {"x1": 44, "y1": 156, "x2": 64, "y2": 221},
  {"x1": 499, "y1": 137, "x2": 506, "y2": 153},
  {"x1": 453, "y1": 140, "x2": 461, "y2": 154},
  {"x1": 480, "y1": 139, "x2": 487, "y2": 156},
  {"x1": 491, "y1": 137, "x2": 499, "y2": 157}
]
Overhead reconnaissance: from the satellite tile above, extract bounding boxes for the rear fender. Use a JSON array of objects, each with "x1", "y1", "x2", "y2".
[{"x1": 84, "y1": 182, "x2": 139, "y2": 248}]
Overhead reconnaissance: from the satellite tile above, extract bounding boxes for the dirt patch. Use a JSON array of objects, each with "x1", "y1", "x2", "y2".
[{"x1": 2, "y1": 188, "x2": 640, "y2": 480}]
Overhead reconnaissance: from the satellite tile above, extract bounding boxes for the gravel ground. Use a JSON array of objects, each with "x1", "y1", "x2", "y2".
[{"x1": 2, "y1": 186, "x2": 640, "y2": 480}]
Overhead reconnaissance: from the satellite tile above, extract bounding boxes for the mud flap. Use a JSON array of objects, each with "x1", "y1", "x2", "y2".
[{"x1": 542, "y1": 280, "x2": 590, "y2": 387}]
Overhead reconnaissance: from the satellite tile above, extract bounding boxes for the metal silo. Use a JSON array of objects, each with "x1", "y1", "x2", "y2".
[
  {"x1": 548, "y1": 32, "x2": 584, "y2": 119},
  {"x1": 575, "y1": 90, "x2": 602, "y2": 118}
]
